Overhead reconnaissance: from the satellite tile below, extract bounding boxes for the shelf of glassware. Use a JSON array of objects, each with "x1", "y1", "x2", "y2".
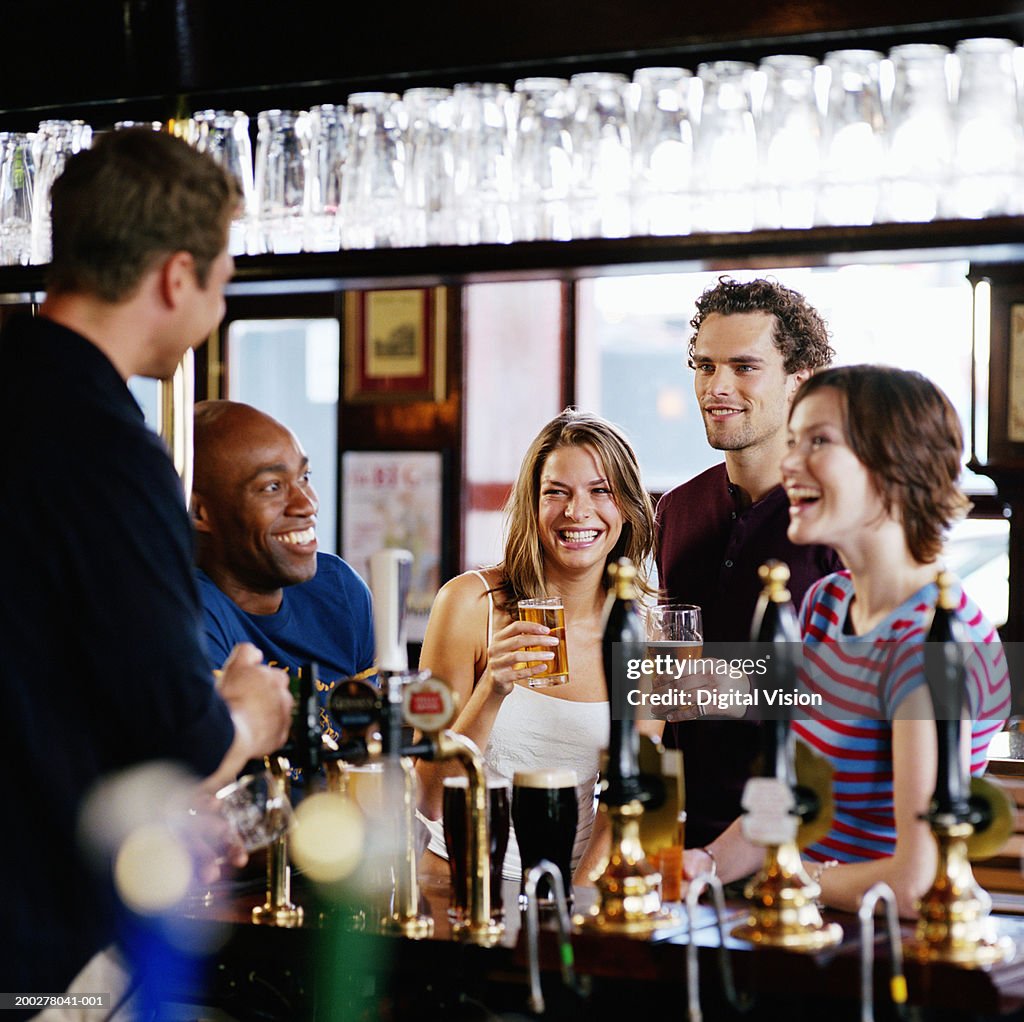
[
  {"x1": 202, "y1": 216, "x2": 1024, "y2": 291},
  {"x1": 3, "y1": 216, "x2": 1024, "y2": 301}
]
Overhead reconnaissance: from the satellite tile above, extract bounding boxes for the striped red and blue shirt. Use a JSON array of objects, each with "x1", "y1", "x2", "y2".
[{"x1": 793, "y1": 571, "x2": 1010, "y2": 864}]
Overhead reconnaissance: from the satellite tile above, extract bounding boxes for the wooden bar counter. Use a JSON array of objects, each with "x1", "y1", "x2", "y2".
[{"x1": 172, "y1": 863, "x2": 1024, "y2": 1021}]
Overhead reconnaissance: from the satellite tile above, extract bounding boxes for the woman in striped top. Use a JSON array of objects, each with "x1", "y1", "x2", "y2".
[{"x1": 684, "y1": 365, "x2": 1010, "y2": 916}]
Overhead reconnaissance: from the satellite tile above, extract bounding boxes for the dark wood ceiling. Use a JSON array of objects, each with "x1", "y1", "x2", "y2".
[{"x1": 3, "y1": 0, "x2": 1022, "y2": 126}]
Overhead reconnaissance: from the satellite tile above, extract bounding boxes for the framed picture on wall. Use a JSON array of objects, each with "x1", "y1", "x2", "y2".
[
  {"x1": 971, "y1": 268, "x2": 1024, "y2": 474},
  {"x1": 341, "y1": 450, "x2": 444, "y2": 642},
  {"x1": 1009, "y1": 303, "x2": 1024, "y2": 444},
  {"x1": 343, "y1": 288, "x2": 447, "y2": 403}
]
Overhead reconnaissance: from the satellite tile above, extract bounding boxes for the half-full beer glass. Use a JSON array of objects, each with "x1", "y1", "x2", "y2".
[
  {"x1": 645, "y1": 603, "x2": 703, "y2": 663},
  {"x1": 512, "y1": 767, "x2": 578, "y2": 906},
  {"x1": 516, "y1": 596, "x2": 569, "y2": 686},
  {"x1": 442, "y1": 774, "x2": 511, "y2": 927}
]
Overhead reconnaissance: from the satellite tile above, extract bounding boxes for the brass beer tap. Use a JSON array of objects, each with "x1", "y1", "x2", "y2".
[
  {"x1": 428, "y1": 729, "x2": 503, "y2": 947},
  {"x1": 303, "y1": 547, "x2": 502, "y2": 946},
  {"x1": 731, "y1": 561, "x2": 842, "y2": 950},
  {"x1": 379, "y1": 675, "x2": 435, "y2": 940},
  {"x1": 326, "y1": 670, "x2": 503, "y2": 946},
  {"x1": 575, "y1": 558, "x2": 680, "y2": 936},
  {"x1": 904, "y1": 570, "x2": 1013, "y2": 966},
  {"x1": 251, "y1": 753, "x2": 304, "y2": 928},
  {"x1": 249, "y1": 659, "x2": 325, "y2": 929}
]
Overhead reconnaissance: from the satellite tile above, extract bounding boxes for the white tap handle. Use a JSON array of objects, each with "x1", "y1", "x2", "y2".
[{"x1": 370, "y1": 548, "x2": 414, "y2": 673}]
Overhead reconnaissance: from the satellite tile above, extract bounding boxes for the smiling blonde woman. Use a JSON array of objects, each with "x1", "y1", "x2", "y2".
[{"x1": 415, "y1": 408, "x2": 656, "y2": 885}]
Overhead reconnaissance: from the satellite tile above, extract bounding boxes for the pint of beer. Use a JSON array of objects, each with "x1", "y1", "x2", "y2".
[
  {"x1": 516, "y1": 597, "x2": 570, "y2": 686},
  {"x1": 511, "y1": 767, "x2": 578, "y2": 904},
  {"x1": 645, "y1": 603, "x2": 703, "y2": 665},
  {"x1": 442, "y1": 775, "x2": 511, "y2": 926},
  {"x1": 339, "y1": 762, "x2": 386, "y2": 817}
]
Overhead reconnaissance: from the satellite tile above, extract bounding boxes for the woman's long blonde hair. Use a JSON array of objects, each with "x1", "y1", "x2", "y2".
[{"x1": 495, "y1": 408, "x2": 656, "y2": 605}]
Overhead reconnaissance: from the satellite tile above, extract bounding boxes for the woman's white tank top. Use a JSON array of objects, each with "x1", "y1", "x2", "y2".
[{"x1": 421, "y1": 571, "x2": 609, "y2": 879}]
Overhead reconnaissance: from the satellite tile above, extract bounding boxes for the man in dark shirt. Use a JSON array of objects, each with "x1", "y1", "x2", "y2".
[
  {"x1": 0, "y1": 129, "x2": 293, "y2": 1008},
  {"x1": 655, "y1": 277, "x2": 841, "y2": 858}
]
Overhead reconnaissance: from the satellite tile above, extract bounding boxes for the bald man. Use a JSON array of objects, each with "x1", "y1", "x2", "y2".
[{"x1": 191, "y1": 400, "x2": 375, "y2": 730}]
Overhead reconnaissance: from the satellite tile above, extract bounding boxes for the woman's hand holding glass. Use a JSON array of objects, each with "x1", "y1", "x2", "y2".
[
  {"x1": 483, "y1": 618, "x2": 560, "y2": 695},
  {"x1": 647, "y1": 671, "x2": 745, "y2": 729},
  {"x1": 649, "y1": 660, "x2": 752, "y2": 721}
]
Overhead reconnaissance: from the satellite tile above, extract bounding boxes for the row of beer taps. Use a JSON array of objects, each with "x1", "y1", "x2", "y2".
[
  {"x1": 243, "y1": 552, "x2": 1017, "y2": 1020},
  {"x1": 249, "y1": 548, "x2": 501, "y2": 944}
]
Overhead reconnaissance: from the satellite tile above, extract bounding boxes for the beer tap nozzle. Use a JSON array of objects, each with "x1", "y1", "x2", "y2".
[
  {"x1": 685, "y1": 872, "x2": 753, "y2": 1022},
  {"x1": 525, "y1": 860, "x2": 585, "y2": 1014},
  {"x1": 858, "y1": 883, "x2": 908, "y2": 1022}
]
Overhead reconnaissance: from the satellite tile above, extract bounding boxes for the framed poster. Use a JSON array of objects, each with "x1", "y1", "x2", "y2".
[
  {"x1": 1009, "y1": 304, "x2": 1024, "y2": 443},
  {"x1": 344, "y1": 288, "x2": 447, "y2": 403},
  {"x1": 341, "y1": 451, "x2": 443, "y2": 642}
]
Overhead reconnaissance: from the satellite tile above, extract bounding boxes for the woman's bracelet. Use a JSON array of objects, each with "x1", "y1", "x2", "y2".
[
  {"x1": 809, "y1": 858, "x2": 839, "y2": 885},
  {"x1": 700, "y1": 845, "x2": 718, "y2": 877}
]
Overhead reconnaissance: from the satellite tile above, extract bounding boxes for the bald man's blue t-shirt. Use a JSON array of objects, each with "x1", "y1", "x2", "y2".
[{"x1": 195, "y1": 553, "x2": 375, "y2": 728}]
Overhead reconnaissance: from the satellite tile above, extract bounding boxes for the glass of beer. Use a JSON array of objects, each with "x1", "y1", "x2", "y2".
[
  {"x1": 214, "y1": 769, "x2": 295, "y2": 853},
  {"x1": 516, "y1": 596, "x2": 569, "y2": 686},
  {"x1": 511, "y1": 767, "x2": 578, "y2": 906},
  {"x1": 442, "y1": 774, "x2": 511, "y2": 928},
  {"x1": 646, "y1": 603, "x2": 703, "y2": 665}
]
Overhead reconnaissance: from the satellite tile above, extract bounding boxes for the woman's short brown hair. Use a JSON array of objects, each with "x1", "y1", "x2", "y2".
[{"x1": 791, "y1": 365, "x2": 970, "y2": 563}]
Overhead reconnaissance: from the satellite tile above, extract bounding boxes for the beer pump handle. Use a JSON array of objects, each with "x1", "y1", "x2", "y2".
[
  {"x1": 600, "y1": 558, "x2": 648, "y2": 806},
  {"x1": 732, "y1": 563, "x2": 843, "y2": 951},
  {"x1": 370, "y1": 548, "x2": 414, "y2": 674},
  {"x1": 384, "y1": 675, "x2": 406, "y2": 758},
  {"x1": 925, "y1": 572, "x2": 971, "y2": 820},
  {"x1": 751, "y1": 561, "x2": 800, "y2": 787},
  {"x1": 324, "y1": 676, "x2": 437, "y2": 762},
  {"x1": 289, "y1": 661, "x2": 321, "y2": 774}
]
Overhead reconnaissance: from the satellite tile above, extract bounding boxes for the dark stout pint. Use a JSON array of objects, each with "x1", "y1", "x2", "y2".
[
  {"x1": 442, "y1": 775, "x2": 511, "y2": 925},
  {"x1": 511, "y1": 767, "x2": 578, "y2": 903}
]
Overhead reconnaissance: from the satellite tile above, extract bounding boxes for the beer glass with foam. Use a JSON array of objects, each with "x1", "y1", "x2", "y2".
[
  {"x1": 645, "y1": 603, "x2": 703, "y2": 666},
  {"x1": 511, "y1": 767, "x2": 578, "y2": 906},
  {"x1": 442, "y1": 774, "x2": 511, "y2": 927}
]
